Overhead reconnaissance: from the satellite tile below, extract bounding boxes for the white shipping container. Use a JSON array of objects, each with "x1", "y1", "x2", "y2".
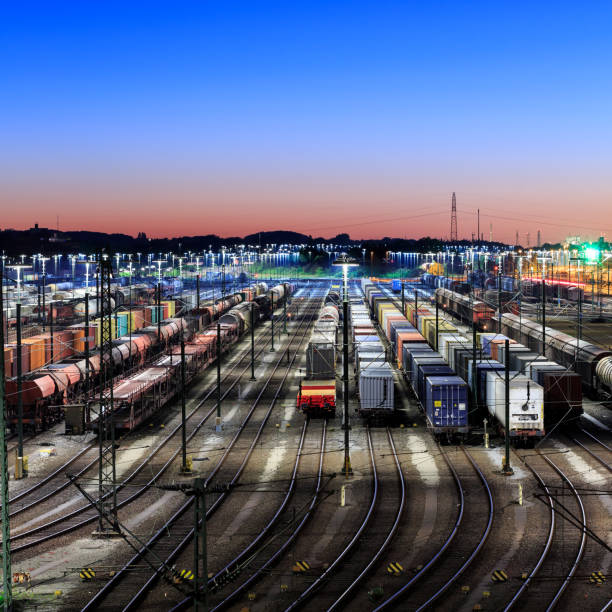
[{"x1": 485, "y1": 372, "x2": 544, "y2": 434}]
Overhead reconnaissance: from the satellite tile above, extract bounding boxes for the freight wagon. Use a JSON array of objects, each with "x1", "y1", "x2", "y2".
[
  {"x1": 298, "y1": 291, "x2": 338, "y2": 417},
  {"x1": 4, "y1": 283, "x2": 286, "y2": 432}
]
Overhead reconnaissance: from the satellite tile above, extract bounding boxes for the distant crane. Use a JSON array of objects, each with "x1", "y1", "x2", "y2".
[{"x1": 450, "y1": 192, "x2": 458, "y2": 242}]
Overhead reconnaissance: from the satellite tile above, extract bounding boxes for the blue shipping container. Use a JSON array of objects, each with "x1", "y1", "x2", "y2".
[
  {"x1": 409, "y1": 352, "x2": 439, "y2": 381},
  {"x1": 402, "y1": 343, "x2": 432, "y2": 371},
  {"x1": 392, "y1": 279, "x2": 402, "y2": 292},
  {"x1": 417, "y1": 364, "x2": 454, "y2": 401},
  {"x1": 425, "y1": 376, "x2": 469, "y2": 431}
]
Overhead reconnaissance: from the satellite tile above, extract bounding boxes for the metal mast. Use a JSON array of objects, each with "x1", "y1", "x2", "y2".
[
  {"x1": 96, "y1": 254, "x2": 121, "y2": 536},
  {"x1": 0, "y1": 269, "x2": 13, "y2": 610},
  {"x1": 450, "y1": 192, "x2": 458, "y2": 242}
]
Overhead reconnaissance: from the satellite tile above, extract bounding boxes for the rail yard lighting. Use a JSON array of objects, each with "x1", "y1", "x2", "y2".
[
  {"x1": 333, "y1": 254, "x2": 359, "y2": 477},
  {"x1": 153, "y1": 259, "x2": 165, "y2": 285},
  {"x1": 8, "y1": 265, "x2": 30, "y2": 305}
]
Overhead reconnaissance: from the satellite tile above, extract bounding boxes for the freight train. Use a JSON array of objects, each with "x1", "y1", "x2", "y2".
[
  {"x1": 4, "y1": 282, "x2": 292, "y2": 432},
  {"x1": 373, "y1": 282, "x2": 584, "y2": 443},
  {"x1": 297, "y1": 294, "x2": 339, "y2": 417},
  {"x1": 433, "y1": 285, "x2": 612, "y2": 400},
  {"x1": 354, "y1": 282, "x2": 394, "y2": 418},
  {"x1": 361, "y1": 280, "x2": 465, "y2": 435},
  {"x1": 422, "y1": 272, "x2": 585, "y2": 302},
  {"x1": 498, "y1": 312, "x2": 612, "y2": 398}
]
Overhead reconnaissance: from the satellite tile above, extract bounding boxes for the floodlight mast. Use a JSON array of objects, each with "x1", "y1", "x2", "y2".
[{"x1": 332, "y1": 255, "x2": 358, "y2": 477}]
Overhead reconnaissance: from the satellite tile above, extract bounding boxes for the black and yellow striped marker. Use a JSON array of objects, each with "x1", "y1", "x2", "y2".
[
  {"x1": 179, "y1": 569, "x2": 194, "y2": 581},
  {"x1": 492, "y1": 570, "x2": 508, "y2": 583},
  {"x1": 79, "y1": 568, "x2": 95, "y2": 581},
  {"x1": 590, "y1": 571, "x2": 606, "y2": 584},
  {"x1": 292, "y1": 561, "x2": 311, "y2": 573},
  {"x1": 387, "y1": 562, "x2": 403, "y2": 576}
]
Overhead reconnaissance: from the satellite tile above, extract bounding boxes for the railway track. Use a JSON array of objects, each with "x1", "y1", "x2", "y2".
[
  {"x1": 7, "y1": 302, "x2": 295, "y2": 549},
  {"x1": 373, "y1": 444, "x2": 493, "y2": 611},
  {"x1": 570, "y1": 427, "x2": 612, "y2": 473},
  {"x1": 322, "y1": 427, "x2": 406, "y2": 612},
  {"x1": 502, "y1": 449, "x2": 587, "y2": 611},
  {"x1": 76, "y1": 294, "x2": 323, "y2": 611},
  {"x1": 165, "y1": 418, "x2": 329, "y2": 612}
]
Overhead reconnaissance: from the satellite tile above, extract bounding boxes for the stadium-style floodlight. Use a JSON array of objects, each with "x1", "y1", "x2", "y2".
[
  {"x1": 332, "y1": 254, "x2": 359, "y2": 300},
  {"x1": 332, "y1": 254, "x2": 359, "y2": 477},
  {"x1": 153, "y1": 259, "x2": 166, "y2": 285},
  {"x1": 8, "y1": 265, "x2": 30, "y2": 304}
]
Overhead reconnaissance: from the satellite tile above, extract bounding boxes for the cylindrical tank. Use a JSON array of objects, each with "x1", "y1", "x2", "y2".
[{"x1": 596, "y1": 356, "x2": 612, "y2": 389}]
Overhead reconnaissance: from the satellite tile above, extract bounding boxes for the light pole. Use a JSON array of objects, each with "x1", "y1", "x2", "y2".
[
  {"x1": 9, "y1": 265, "x2": 30, "y2": 473},
  {"x1": 332, "y1": 254, "x2": 358, "y2": 477}
]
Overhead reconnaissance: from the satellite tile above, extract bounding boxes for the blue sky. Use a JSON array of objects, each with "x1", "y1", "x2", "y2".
[{"x1": 2, "y1": 1, "x2": 612, "y2": 240}]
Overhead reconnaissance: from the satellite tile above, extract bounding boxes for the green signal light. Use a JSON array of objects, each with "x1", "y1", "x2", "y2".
[{"x1": 584, "y1": 247, "x2": 600, "y2": 262}]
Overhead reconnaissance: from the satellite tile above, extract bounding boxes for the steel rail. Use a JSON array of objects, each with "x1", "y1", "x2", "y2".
[
  {"x1": 541, "y1": 454, "x2": 587, "y2": 611},
  {"x1": 282, "y1": 426, "x2": 379, "y2": 612},
  {"x1": 372, "y1": 442, "x2": 465, "y2": 612},
  {"x1": 412, "y1": 447, "x2": 493, "y2": 612},
  {"x1": 503, "y1": 457, "x2": 555, "y2": 611},
  {"x1": 6, "y1": 303, "x2": 293, "y2": 548},
  {"x1": 80, "y1": 297, "x2": 321, "y2": 611},
  {"x1": 200, "y1": 420, "x2": 328, "y2": 612},
  {"x1": 327, "y1": 427, "x2": 406, "y2": 611}
]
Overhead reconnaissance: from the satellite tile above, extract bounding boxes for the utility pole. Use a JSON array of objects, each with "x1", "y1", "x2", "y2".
[
  {"x1": 42, "y1": 272, "x2": 47, "y2": 332},
  {"x1": 50, "y1": 305, "x2": 54, "y2": 363},
  {"x1": 157, "y1": 283, "x2": 162, "y2": 345},
  {"x1": 435, "y1": 298, "x2": 439, "y2": 352},
  {"x1": 0, "y1": 269, "x2": 13, "y2": 610},
  {"x1": 196, "y1": 274, "x2": 200, "y2": 310},
  {"x1": 414, "y1": 289, "x2": 418, "y2": 329},
  {"x1": 95, "y1": 255, "x2": 121, "y2": 536},
  {"x1": 193, "y1": 478, "x2": 208, "y2": 612},
  {"x1": 16, "y1": 303, "x2": 24, "y2": 475},
  {"x1": 502, "y1": 340, "x2": 513, "y2": 475},
  {"x1": 541, "y1": 263, "x2": 546, "y2": 357},
  {"x1": 401, "y1": 281, "x2": 405, "y2": 315},
  {"x1": 342, "y1": 291, "x2": 352, "y2": 476},
  {"x1": 270, "y1": 293, "x2": 275, "y2": 352},
  {"x1": 180, "y1": 337, "x2": 190, "y2": 473},
  {"x1": 577, "y1": 268, "x2": 582, "y2": 362},
  {"x1": 250, "y1": 303, "x2": 256, "y2": 381},
  {"x1": 497, "y1": 262, "x2": 502, "y2": 334},
  {"x1": 283, "y1": 294, "x2": 287, "y2": 334},
  {"x1": 216, "y1": 323, "x2": 222, "y2": 432},
  {"x1": 85, "y1": 293, "x2": 90, "y2": 396},
  {"x1": 472, "y1": 324, "x2": 478, "y2": 404}
]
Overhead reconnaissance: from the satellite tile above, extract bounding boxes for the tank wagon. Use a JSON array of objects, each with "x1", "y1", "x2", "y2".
[
  {"x1": 498, "y1": 312, "x2": 612, "y2": 398},
  {"x1": 4, "y1": 282, "x2": 290, "y2": 432}
]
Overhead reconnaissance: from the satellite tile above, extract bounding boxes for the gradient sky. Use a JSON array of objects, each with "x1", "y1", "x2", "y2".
[{"x1": 2, "y1": 1, "x2": 612, "y2": 242}]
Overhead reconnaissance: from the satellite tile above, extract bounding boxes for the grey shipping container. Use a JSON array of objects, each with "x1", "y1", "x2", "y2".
[{"x1": 359, "y1": 365, "x2": 394, "y2": 412}]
